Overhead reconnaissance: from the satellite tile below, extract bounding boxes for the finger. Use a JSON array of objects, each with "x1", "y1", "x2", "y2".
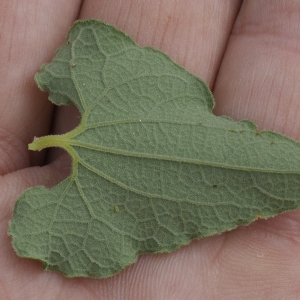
[
  {"x1": 213, "y1": 0, "x2": 300, "y2": 139},
  {"x1": 41, "y1": 0, "x2": 242, "y2": 297},
  {"x1": 212, "y1": 1, "x2": 300, "y2": 297},
  {"x1": 79, "y1": 0, "x2": 241, "y2": 85},
  {"x1": 0, "y1": 0, "x2": 83, "y2": 175},
  {"x1": 206, "y1": 213, "x2": 300, "y2": 298}
]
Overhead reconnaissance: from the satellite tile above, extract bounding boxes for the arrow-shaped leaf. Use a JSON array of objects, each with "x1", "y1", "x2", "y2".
[{"x1": 8, "y1": 19, "x2": 300, "y2": 278}]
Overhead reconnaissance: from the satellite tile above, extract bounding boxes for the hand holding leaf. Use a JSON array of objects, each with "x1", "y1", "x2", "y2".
[{"x1": 2, "y1": 1, "x2": 300, "y2": 298}]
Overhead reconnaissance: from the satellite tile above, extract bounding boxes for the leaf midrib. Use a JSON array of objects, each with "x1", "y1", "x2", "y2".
[{"x1": 70, "y1": 139, "x2": 298, "y2": 174}]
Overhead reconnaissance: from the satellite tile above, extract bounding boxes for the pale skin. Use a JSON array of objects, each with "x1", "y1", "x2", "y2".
[{"x1": 1, "y1": 1, "x2": 300, "y2": 299}]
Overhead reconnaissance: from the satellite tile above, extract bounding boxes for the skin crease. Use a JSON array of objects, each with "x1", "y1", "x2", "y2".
[{"x1": 2, "y1": 0, "x2": 300, "y2": 298}]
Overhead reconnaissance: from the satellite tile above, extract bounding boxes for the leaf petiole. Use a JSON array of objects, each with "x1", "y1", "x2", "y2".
[{"x1": 28, "y1": 134, "x2": 72, "y2": 152}]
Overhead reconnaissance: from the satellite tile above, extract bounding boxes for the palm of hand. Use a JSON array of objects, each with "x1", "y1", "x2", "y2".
[{"x1": 1, "y1": 1, "x2": 300, "y2": 299}]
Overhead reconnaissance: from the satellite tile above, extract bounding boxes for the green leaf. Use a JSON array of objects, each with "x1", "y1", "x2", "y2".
[{"x1": 8, "y1": 19, "x2": 300, "y2": 278}]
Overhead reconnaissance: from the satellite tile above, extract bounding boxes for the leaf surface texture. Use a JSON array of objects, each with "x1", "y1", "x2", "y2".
[{"x1": 8, "y1": 20, "x2": 300, "y2": 278}]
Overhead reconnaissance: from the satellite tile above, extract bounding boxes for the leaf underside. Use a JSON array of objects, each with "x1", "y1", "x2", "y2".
[{"x1": 8, "y1": 19, "x2": 300, "y2": 278}]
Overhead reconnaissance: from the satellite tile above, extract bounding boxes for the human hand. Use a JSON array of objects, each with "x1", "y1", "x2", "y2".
[{"x1": 1, "y1": 1, "x2": 300, "y2": 299}]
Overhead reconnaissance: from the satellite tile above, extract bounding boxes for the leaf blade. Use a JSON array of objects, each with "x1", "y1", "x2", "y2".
[{"x1": 8, "y1": 19, "x2": 300, "y2": 278}]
